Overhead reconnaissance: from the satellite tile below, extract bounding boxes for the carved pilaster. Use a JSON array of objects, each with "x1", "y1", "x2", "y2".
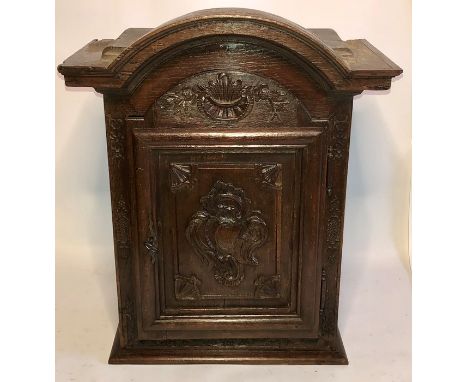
[
  {"x1": 105, "y1": 112, "x2": 136, "y2": 346},
  {"x1": 320, "y1": 100, "x2": 352, "y2": 337},
  {"x1": 106, "y1": 116, "x2": 132, "y2": 261}
]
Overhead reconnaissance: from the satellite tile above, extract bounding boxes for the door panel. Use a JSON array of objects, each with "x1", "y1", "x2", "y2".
[{"x1": 132, "y1": 127, "x2": 326, "y2": 339}]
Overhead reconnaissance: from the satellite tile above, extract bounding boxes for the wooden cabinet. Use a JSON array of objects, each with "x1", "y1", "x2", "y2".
[{"x1": 58, "y1": 8, "x2": 402, "y2": 364}]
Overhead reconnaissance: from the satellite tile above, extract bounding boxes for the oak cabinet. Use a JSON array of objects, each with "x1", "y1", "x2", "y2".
[{"x1": 58, "y1": 8, "x2": 402, "y2": 364}]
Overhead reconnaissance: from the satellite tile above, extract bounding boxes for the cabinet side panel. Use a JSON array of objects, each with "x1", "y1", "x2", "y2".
[
  {"x1": 104, "y1": 96, "x2": 138, "y2": 347},
  {"x1": 320, "y1": 98, "x2": 353, "y2": 345}
]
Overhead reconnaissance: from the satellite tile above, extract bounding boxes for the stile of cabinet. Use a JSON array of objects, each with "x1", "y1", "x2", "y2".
[{"x1": 58, "y1": 8, "x2": 402, "y2": 364}]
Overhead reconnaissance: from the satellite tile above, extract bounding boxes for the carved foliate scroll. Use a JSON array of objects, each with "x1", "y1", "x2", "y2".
[
  {"x1": 108, "y1": 117, "x2": 125, "y2": 162},
  {"x1": 155, "y1": 71, "x2": 308, "y2": 127},
  {"x1": 186, "y1": 181, "x2": 268, "y2": 287},
  {"x1": 114, "y1": 199, "x2": 130, "y2": 250}
]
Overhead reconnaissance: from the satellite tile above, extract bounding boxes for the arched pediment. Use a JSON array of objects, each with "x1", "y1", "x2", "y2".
[{"x1": 58, "y1": 8, "x2": 401, "y2": 94}]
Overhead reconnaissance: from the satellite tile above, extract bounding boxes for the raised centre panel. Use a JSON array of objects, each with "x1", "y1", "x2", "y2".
[{"x1": 131, "y1": 127, "x2": 327, "y2": 340}]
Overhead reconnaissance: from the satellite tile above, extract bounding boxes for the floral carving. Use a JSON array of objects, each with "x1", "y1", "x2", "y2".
[
  {"x1": 159, "y1": 87, "x2": 197, "y2": 115},
  {"x1": 186, "y1": 181, "x2": 268, "y2": 287},
  {"x1": 158, "y1": 72, "x2": 290, "y2": 122},
  {"x1": 328, "y1": 111, "x2": 350, "y2": 160},
  {"x1": 115, "y1": 199, "x2": 130, "y2": 250},
  {"x1": 107, "y1": 117, "x2": 125, "y2": 162}
]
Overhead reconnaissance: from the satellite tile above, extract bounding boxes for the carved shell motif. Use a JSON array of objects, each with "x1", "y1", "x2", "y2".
[{"x1": 196, "y1": 73, "x2": 253, "y2": 120}]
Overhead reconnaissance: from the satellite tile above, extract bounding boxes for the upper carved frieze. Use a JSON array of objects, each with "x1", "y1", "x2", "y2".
[{"x1": 155, "y1": 71, "x2": 304, "y2": 127}]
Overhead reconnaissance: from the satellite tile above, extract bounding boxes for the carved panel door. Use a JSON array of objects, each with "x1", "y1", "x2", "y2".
[{"x1": 131, "y1": 126, "x2": 327, "y2": 340}]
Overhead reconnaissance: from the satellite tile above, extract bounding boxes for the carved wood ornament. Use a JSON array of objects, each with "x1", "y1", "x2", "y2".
[
  {"x1": 58, "y1": 8, "x2": 402, "y2": 365},
  {"x1": 186, "y1": 180, "x2": 268, "y2": 287},
  {"x1": 158, "y1": 72, "x2": 290, "y2": 122}
]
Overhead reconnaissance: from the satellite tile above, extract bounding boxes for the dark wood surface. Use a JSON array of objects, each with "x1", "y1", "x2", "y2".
[{"x1": 57, "y1": 8, "x2": 402, "y2": 365}]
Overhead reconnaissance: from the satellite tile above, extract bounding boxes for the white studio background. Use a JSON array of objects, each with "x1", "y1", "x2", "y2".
[{"x1": 56, "y1": 1, "x2": 411, "y2": 381}]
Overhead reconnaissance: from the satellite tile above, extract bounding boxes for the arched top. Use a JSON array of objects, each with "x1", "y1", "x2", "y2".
[{"x1": 58, "y1": 8, "x2": 402, "y2": 94}]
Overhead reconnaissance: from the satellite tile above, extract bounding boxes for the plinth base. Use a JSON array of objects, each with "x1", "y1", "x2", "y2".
[{"x1": 108, "y1": 328, "x2": 348, "y2": 365}]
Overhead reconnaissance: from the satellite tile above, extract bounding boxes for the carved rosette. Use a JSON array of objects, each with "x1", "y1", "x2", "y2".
[
  {"x1": 186, "y1": 180, "x2": 268, "y2": 287},
  {"x1": 158, "y1": 72, "x2": 290, "y2": 123}
]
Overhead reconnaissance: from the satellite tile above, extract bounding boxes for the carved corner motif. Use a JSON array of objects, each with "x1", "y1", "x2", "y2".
[
  {"x1": 186, "y1": 180, "x2": 268, "y2": 287},
  {"x1": 255, "y1": 163, "x2": 282, "y2": 189},
  {"x1": 158, "y1": 72, "x2": 290, "y2": 122},
  {"x1": 170, "y1": 163, "x2": 195, "y2": 192},
  {"x1": 254, "y1": 274, "x2": 281, "y2": 298},
  {"x1": 174, "y1": 274, "x2": 201, "y2": 300}
]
